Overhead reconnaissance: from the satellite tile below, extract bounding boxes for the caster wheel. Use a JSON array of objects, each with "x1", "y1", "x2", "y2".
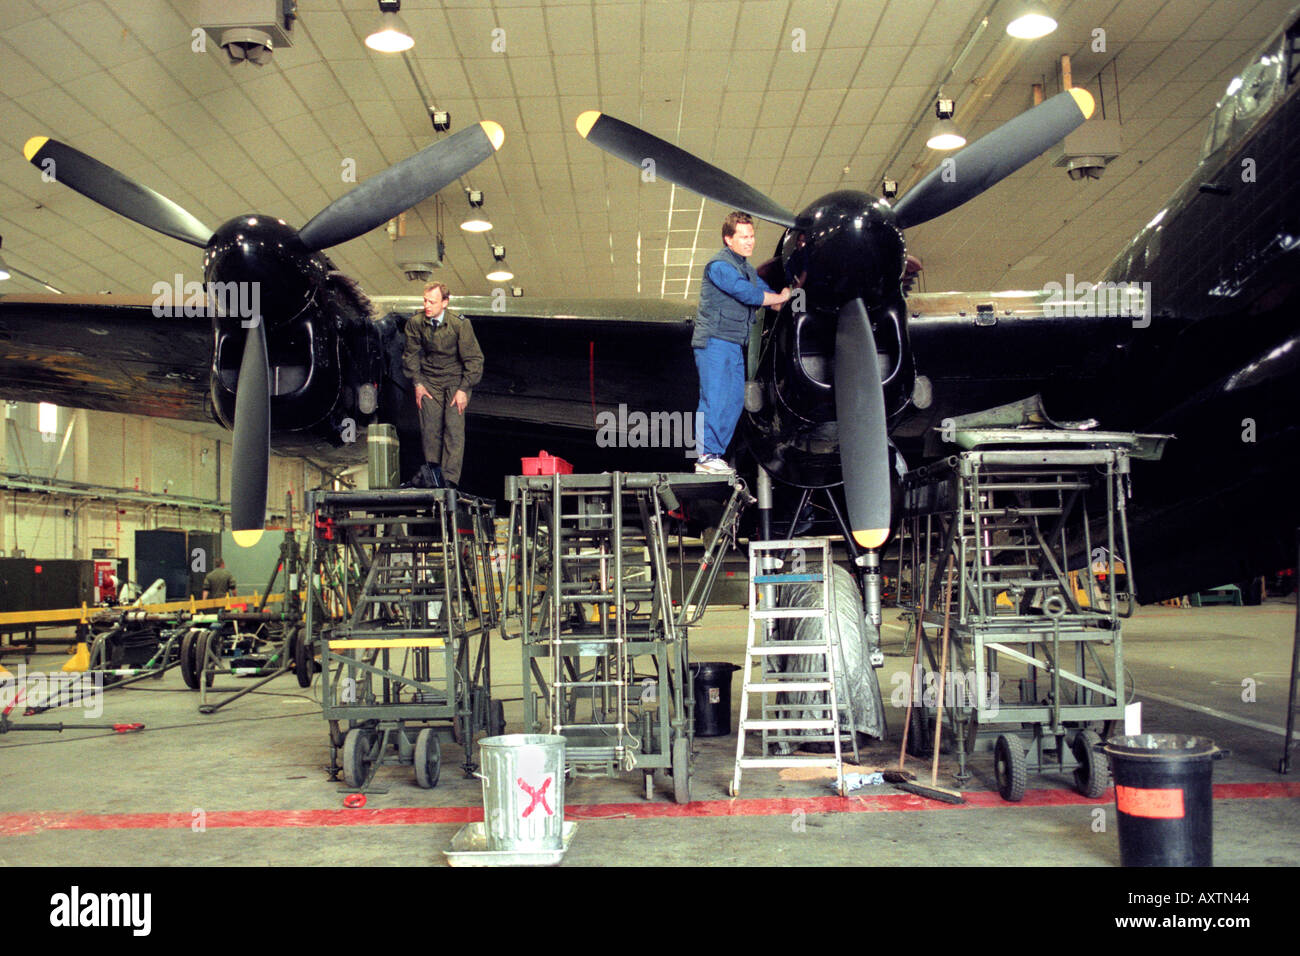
[
  {"x1": 1072, "y1": 729, "x2": 1109, "y2": 798},
  {"x1": 671, "y1": 737, "x2": 691, "y2": 804},
  {"x1": 180, "y1": 629, "x2": 201, "y2": 690},
  {"x1": 414, "y1": 728, "x2": 442, "y2": 789},
  {"x1": 488, "y1": 699, "x2": 506, "y2": 737},
  {"x1": 197, "y1": 631, "x2": 216, "y2": 688},
  {"x1": 343, "y1": 728, "x2": 377, "y2": 789},
  {"x1": 994, "y1": 734, "x2": 1027, "y2": 802},
  {"x1": 294, "y1": 627, "x2": 315, "y2": 688}
]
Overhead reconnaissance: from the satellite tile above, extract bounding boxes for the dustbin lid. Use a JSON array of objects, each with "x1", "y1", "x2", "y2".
[
  {"x1": 689, "y1": 661, "x2": 740, "y2": 680},
  {"x1": 1104, "y1": 734, "x2": 1218, "y2": 760}
]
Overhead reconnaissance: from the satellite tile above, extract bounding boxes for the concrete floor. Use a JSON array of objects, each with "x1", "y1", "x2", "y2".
[{"x1": 1, "y1": 597, "x2": 1297, "y2": 868}]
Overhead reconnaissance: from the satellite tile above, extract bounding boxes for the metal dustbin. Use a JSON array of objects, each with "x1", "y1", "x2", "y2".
[
  {"x1": 690, "y1": 662, "x2": 740, "y2": 737},
  {"x1": 476, "y1": 734, "x2": 566, "y2": 851},
  {"x1": 1104, "y1": 734, "x2": 1220, "y2": 867}
]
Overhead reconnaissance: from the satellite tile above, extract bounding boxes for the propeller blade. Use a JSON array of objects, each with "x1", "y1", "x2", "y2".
[
  {"x1": 892, "y1": 89, "x2": 1095, "y2": 231},
  {"x1": 576, "y1": 111, "x2": 797, "y2": 228},
  {"x1": 834, "y1": 298, "x2": 892, "y2": 550},
  {"x1": 231, "y1": 320, "x2": 271, "y2": 534},
  {"x1": 23, "y1": 136, "x2": 213, "y2": 247},
  {"x1": 298, "y1": 121, "x2": 504, "y2": 251}
]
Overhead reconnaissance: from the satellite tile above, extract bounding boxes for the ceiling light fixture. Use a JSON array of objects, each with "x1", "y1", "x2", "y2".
[
  {"x1": 486, "y1": 244, "x2": 513, "y2": 282},
  {"x1": 365, "y1": 0, "x2": 414, "y2": 53},
  {"x1": 460, "y1": 189, "x2": 492, "y2": 232},
  {"x1": 926, "y1": 97, "x2": 966, "y2": 150},
  {"x1": 1006, "y1": 4, "x2": 1057, "y2": 39}
]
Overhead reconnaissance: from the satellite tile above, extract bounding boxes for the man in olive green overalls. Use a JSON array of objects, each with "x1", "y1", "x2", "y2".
[{"x1": 401, "y1": 281, "x2": 484, "y2": 488}]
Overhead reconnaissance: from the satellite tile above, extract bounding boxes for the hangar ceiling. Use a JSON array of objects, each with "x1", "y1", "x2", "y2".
[{"x1": 0, "y1": 0, "x2": 1293, "y2": 305}]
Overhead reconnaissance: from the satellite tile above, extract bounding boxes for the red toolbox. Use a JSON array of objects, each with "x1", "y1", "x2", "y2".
[{"x1": 521, "y1": 450, "x2": 574, "y2": 475}]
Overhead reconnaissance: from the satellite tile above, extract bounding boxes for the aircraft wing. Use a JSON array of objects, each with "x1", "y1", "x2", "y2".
[{"x1": 0, "y1": 293, "x2": 212, "y2": 422}]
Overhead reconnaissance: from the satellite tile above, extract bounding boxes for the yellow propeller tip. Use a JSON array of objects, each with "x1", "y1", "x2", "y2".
[
  {"x1": 1068, "y1": 88, "x2": 1095, "y2": 120},
  {"x1": 479, "y1": 121, "x2": 505, "y2": 151},
  {"x1": 575, "y1": 110, "x2": 602, "y2": 138},
  {"x1": 852, "y1": 529, "x2": 890, "y2": 550},
  {"x1": 23, "y1": 136, "x2": 49, "y2": 162},
  {"x1": 232, "y1": 529, "x2": 265, "y2": 548}
]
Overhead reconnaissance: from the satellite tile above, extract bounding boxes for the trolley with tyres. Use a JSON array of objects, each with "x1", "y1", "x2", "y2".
[{"x1": 305, "y1": 487, "x2": 505, "y2": 792}]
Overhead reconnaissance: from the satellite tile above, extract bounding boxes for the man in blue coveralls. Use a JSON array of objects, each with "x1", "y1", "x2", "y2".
[{"x1": 692, "y1": 211, "x2": 790, "y2": 474}]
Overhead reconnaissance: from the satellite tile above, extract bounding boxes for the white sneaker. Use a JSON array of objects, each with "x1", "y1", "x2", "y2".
[{"x1": 694, "y1": 456, "x2": 733, "y2": 475}]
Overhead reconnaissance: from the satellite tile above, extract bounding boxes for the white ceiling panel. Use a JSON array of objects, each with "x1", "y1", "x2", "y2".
[{"x1": 0, "y1": 0, "x2": 1284, "y2": 304}]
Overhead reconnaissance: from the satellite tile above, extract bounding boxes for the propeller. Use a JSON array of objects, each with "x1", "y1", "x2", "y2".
[
  {"x1": 26, "y1": 122, "x2": 506, "y2": 537},
  {"x1": 576, "y1": 111, "x2": 797, "y2": 227},
  {"x1": 575, "y1": 89, "x2": 1094, "y2": 551},
  {"x1": 834, "y1": 299, "x2": 891, "y2": 549},
  {"x1": 23, "y1": 136, "x2": 213, "y2": 247},
  {"x1": 231, "y1": 319, "x2": 270, "y2": 536},
  {"x1": 892, "y1": 89, "x2": 1094, "y2": 230},
  {"x1": 298, "y1": 121, "x2": 504, "y2": 251}
]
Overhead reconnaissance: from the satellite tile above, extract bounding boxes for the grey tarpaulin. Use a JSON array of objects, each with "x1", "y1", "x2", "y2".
[{"x1": 773, "y1": 563, "x2": 887, "y2": 751}]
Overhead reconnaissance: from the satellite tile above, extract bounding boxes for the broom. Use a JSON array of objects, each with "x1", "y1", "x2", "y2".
[{"x1": 893, "y1": 557, "x2": 965, "y2": 804}]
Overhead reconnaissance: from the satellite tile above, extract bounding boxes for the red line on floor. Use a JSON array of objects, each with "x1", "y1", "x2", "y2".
[{"x1": 2, "y1": 781, "x2": 1296, "y2": 836}]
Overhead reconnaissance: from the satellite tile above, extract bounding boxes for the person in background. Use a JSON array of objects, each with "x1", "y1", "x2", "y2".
[{"x1": 202, "y1": 559, "x2": 236, "y2": 599}]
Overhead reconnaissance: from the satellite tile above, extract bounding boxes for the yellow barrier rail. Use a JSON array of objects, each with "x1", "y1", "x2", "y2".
[{"x1": 0, "y1": 592, "x2": 299, "y2": 628}]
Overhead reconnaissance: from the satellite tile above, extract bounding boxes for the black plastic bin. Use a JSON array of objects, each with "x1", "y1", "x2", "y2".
[
  {"x1": 690, "y1": 662, "x2": 740, "y2": 737},
  {"x1": 1104, "y1": 734, "x2": 1219, "y2": 867}
]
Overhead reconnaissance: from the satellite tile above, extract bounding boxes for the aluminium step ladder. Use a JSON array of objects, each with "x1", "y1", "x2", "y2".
[{"x1": 729, "y1": 538, "x2": 851, "y2": 797}]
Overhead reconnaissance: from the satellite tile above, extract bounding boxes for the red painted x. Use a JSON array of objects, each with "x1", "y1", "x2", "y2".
[{"x1": 517, "y1": 775, "x2": 553, "y2": 817}]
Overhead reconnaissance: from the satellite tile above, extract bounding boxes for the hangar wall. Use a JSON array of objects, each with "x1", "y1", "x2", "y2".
[{"x1": 0, "y1": 401, "x2": 318, "y2": 588}]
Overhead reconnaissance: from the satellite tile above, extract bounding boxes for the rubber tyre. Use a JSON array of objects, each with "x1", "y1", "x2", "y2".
[
  {"x1": 293, "y1": 626, "x2": 314, "y2": 688},
  {"x1": 994, "y1": 734, "x2": 1027, "y2": 802},
  {"x1": 671, "y1": 736, "x2": 691, "y2": 804},
  {"x1": 1071, "y1": 729, "x2": 1109, "y2": 798},
  {"x1": 414, "y1": 728, "x2": 441, "y2": 789},
  {"x1": 180, "y1": 629, "x2": 201, "y2": 690},
  {"x1": 488, "y1": 699, "x2": 506, "y2": 737},
  {"x1": 343, "y1": 728, "x2": 376, "y2": 789},
  {"x1": 198, "y1": 630, "x2": 216, "y2": 688}
]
